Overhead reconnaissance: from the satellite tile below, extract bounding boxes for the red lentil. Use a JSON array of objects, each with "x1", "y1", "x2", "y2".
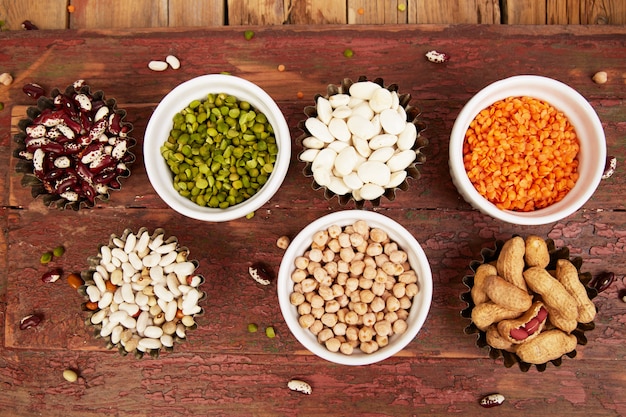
[{"x1": 463, "y1": 96, "x2": 579, "y2": 211}]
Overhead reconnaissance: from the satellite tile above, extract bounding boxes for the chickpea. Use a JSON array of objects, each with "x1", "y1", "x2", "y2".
[
  {"x1": 370, "y1": 282, "x2": 385, "y2": 297},
  {"x1": 333, "y1": 322, "x2": 347, "y2": 336},
  {"x1": 374, "y1": 319, "x2": 392, "y2": 336},
  {"x1": 362, "y1": 312, "x2": 376, "y2": 327},
  {"x1": 290, "y1": 292, "x2": 305, "y2": 306},
  {"x1": 345, "y1": 311, "x2": 359, "y2": 325},
  {"x1": 352, "y1": 302, "x2": 368, "y2": 316},
  {"x1": 369, "y1": 228, "x2": 387, "y2": 243},
  {"x1": 405, "y1": 283, "x2": 419, "y2": 298},
  {"x1": 293, "y1": 282, "x2": 303, "y2": 293},
  {"x1": 375, "y1": 311, "x2": 384, "y2": 321},
  {"x1": 384, "y1": 311, "x2": 398, "y2": 323},
  {"x1": 355, "y1": 240, "x2": 368, "y2": 253},
  {"x1": 276, "y1": 235, "x2": 291, "y2": 249},
  {"x1": 336, "y1": 307, "x2": 348, "y2": 323},
  {"x1": 393, "y1": 319, "x2": 408, "y2": 335},
  {"x1": 396, "y1": 309, "x2": 409, "y2": 320},
  {"x1": 336, "y1": 272, "x2": 349, "y2": 285},
  {"x1": 363, "y1": 265, "x2": 378, "y2": 279},
  {"x1": 384, "y1": 275, "x2": 396, "y2": 290},
  {"x1": 392, "y1": 282, "x2": 406, "y2": 299},
  {"x1": 322, "y1": 249, "x2": 336, "y2": 263},
  {"x1": 340, "y1": 247, "x2": 356, "y2": 263},
  {"x1": 327, "y1": 224, "x2": 342, "y2": 238},
  {"x1": 336, "y1": 294, "x2": 349, "y2": 307},
  {"x1": 353, "y1": 220, "x2": 369, "y2": 237},
  {"x1": 301, "y1": 278, "x2": 318, "y2": 293},
  {"x1": 309, "y1": 319, "x2": 323, "y2": 335},
  {"x1": 345, "y1": 326, "x2": 359, "y2": 341},
  {"x1": 306, "y1": 261, "x2": 321, "y2": 275},
  {"x1": 325, "y1": 299, "x2": 340, "y2": 313},
  {"x1": 313, "y1": 230, "x2": 329, "y2": 247},
  {"x1": 360, "y1": 340, "x2": 379, "y2": 354},
  {"x1": 359, "y1": 289, "x2": 375, "y2": 304},
  {"x1": 386, "y1": 296, "x2": 400, "y2": 312},
  {"x1": 346, "y1": 277, "x2": 359, "y2": 292},
  {"x1": 325, "y1": 337, "x2": 341, "y2": 352},
  {"x1": 399, "y1": 295, "x2": 412, "y2": 310},
  {"x1": 349, "y1": 259, "x2": 365, "y2": 276},
  {"x1": 375, "y1": 269, "x2": 388, "y2": 284},
  {"x1": 309, "y1": 248, "x2": 323, "y2": 263},
  {"x1": 366, "y1": 242, "x2": 383, "y2": 257},
  {"x1": 331, "y1": 283, "x2": 344, "y2": 297},
  {"x1": 382, "y1": 261, "x2": 404, "y2": 276},
  {"x1": 294, "y1": 257, "x2": 309, "y2": 270},
  {"x1": 370, "y1": 296, "x2": 385, "y2": 313},
  {"x1": 358, "y1": 326, "x2": 374, "y2": 342},
  {"x1": 327, "y1": 238, "x2": 341, "y2": 253},
  {"x1": 349, "y1": 291, "x2": 361, "y2": 303},
  {"x1": 375, "y1": 253, "x2": 389, "y2": 268},
  {"x1": 310, "y1": 294, "x2": 324, "y2": 309},
  {"x1": 358, "y1": 277, "x2": 373, "y2": 290},
  {"x1": 317, "y1": 328, "x2": 334, "y2": 343},
  {"x1": 291, "y1": 269, "x2": 307, "y2": 283},
  {"x1": 338, "y1": 233, "x2": 351, "y2": 248},
  {"x1": 311, "y1": 307, "x2": 324, "y2": 319},
  {"x1": 321, "y1": 312, "x2": 338, "y2": 327},
  {"x1": 317, "y1": 285, "x2": 333, "y2": 301},
  {"x1": 340, "y1": 342, "x2": 354, "y2": 355},
  {"x1": 399, "y1": 270, "x2": 417, "y2": 284},
  {"x1": 349, "y1": 233, "x2": 365, "y2": 247},
  {"x1": 298, "y1": 302, "x2": 312, "y2": 315},
  {"x1": 376, "y1": 334, "x2": 389, "y2": 348},
  {"x1": 313, "y1": 267, "x2": 329, "y2": 283},
  {"x1": 383, "y1": 242, "x2": 398, "y2": 255},
  {"x1": 298, "y1": 314, "x2": 315, "y2": 329}
]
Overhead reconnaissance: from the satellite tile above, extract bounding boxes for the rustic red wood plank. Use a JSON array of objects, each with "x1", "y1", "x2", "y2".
[{"x1": 1, "y1": 25, "x2": 626, "y2": 417}]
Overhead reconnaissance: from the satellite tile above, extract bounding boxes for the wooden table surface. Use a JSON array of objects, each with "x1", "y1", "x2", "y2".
[{"x1": 0, "y1": 24, "x2": 625, "y2": 417}]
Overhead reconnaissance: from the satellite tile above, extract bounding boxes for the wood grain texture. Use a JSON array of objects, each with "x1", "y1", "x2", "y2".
[
  {"x1": 168, "y1": 0, "x2": 225, "y2": 27},
  {"x1": 407, "y1": 0, "x2": 501, "y2": 24},
  {"x1": 347, "y1": 0, "x2": 406, "y2": 24},
  {"x1": 503, "y1": 0, "x2": 547, "y2": 24},
  {"x1": 288, "y1": 0, "x2": 347, "y2": 24},
  {"x1": 0, "y1": 0, "x2": 67, "y2": 30},
  {"x1": 69, "y1": 0, "x2": 169, "y2": 29},
  {"x1": 1, "y1": 25, "x2": 626, "y2": 416},
  {"x1": 227, "y1": 0, "x2": 288, "y2": 25}
]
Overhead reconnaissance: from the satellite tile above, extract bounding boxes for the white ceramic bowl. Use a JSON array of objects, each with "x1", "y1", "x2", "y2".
[
  {"x1": 144, "y1": 74, "x2": 291, "y2": 222},
  {"x1": 449, "y1": 75, "x2": 606, "y2": 225},
  {"x1": 277, "y1": 210, "x2": 433, "y2": 366}
]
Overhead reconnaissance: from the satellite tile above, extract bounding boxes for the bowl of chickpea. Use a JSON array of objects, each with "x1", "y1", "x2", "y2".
[
  {"x1": 277, "y1": 210, "x2": 433, "y2": 365},
  {"x1": 449, "y1": 75, "x2": 606, "y2": 225}
]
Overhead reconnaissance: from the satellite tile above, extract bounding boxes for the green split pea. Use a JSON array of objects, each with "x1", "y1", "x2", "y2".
[{"x1": 160, "y1": 92, "x2": 278, "y2": 209}]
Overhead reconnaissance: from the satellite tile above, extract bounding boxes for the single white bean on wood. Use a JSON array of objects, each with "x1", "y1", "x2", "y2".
[{"x1": 148, "y1": 60, "x2": 168, "y2": 71}]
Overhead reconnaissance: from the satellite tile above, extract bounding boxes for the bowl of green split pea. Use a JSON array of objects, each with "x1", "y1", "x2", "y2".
[{"x1": 144, "y1": 74, "x2": 291, "y2": 222}]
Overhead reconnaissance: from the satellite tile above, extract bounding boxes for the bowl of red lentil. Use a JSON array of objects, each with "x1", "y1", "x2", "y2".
[{"x1": 449, "y1": 75, "x2": 606, "y2": 225}]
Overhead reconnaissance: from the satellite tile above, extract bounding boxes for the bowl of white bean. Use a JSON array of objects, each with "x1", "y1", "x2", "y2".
[
  {"x1": 297, "y1": 76, "x2": 428, "y2": 208},
  {"x1": 277, "y1": 210, "x2": 433, "y2": 365}
]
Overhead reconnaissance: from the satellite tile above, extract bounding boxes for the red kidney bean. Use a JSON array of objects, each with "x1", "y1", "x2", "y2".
[
  {"x1": 20, "y1": 314, "x2": 42, "y2": 330},
  {"x1": 42, "y1": 268, "x2": 63, "y2": 283},
  {"x1": 23, "y1": 83, "x2": 45, "y2": 99},
  {"x1": 591, "y1": 271, "x2": 615, "y2": 293}
]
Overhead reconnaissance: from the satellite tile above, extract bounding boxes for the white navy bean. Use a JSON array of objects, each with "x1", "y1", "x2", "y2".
[
  {"x1": 149, "y1": 265, "x2": 165, "y2": 283},
  {"x1": 121, "y1": 283, "x2": 134, "y2": 303},
  {"x1": 144, "y1": 325, "x2": 164, "y2": 339},
  {"x1": 128, "y1": 252, "x2": 143, "y2": 271},
  {"x1": 123, "y1": 233, "x2": 137, "y2": 254},
  {"x1": 91, "y1": 308, "x2": 108, "y2": 325},
  {"x1": 100, "y1": 321, "x2": 117, "y2": 337},
  {"x1": 98, "y1": 291, "x2": 113, "y2": 309},
  {"x1": 121, "y1": 262, "x2": 136, "y2": 280},
  {"x1": 155, "y1": 242, "x2": 177, "y2": 254},
  {"x1": 153, "y1": 284, "x2": 174, "y2": 302},
  {"x1": 135, "y1": 291, "x2": 149, "y2": 307},
  {"x1": 174, "y1": 262, "x2": 196, "y2": 279},
  {"x1": 182, "y1": 305, "x2": 201, "y2": 316},
  {"x1": 100, "y1": 245, "x2": 112, "y2": 264},
  {"x1": 158, "y1": 251, "x2": 177, "y2": 267},
  {"x1": 92, "y1": 271, "x2": 107, "y2": 293},
  {"x1": 104, "y1": 261, "x2": 117, "y2": 273},
  {"x1": 119, "y1": 302, "x2": 139, "y2": 317},
  {"x1": 142, "y1": 253, "x2": 161, "y2": 268},
  {"x1": 111, "y1": 256, "x2": 122, "y2": 268},
  {"x1": 176, "y1": 323, "x2": 186, "y2": 339},
  {"x1": 165, "y1": 300, "x2": 178, "y2": 322},
  {"x1": 138, "y1": 337, "x2": 162, "y2": 350},
  {"x1": 111, "y1": 248, "x2": 128, "y2": 263},
  {"x1": 111, "y1": 325, "x2": 124, "y2": 345},
  {"x1": 148, "y1": 234, "x2": 164, "y2": 250},
  {"x1": 189, "y1": 276, "x2": 202, "y2": 288},
  {"x1": 177, "y1": 285, "x2": 191, "y2": 295},
  {"x1": 166, "y1": 274, "x2": 182, "y2": 297},
  {"x1": 109, "y1": 302, "x2": 119, "y2": 313},
  {"x1": 121, "y1": 316, "x2": 137, "y2": 329},
  {"x1": 95, "y1": 265, "x2": 109, "y2": 280},
  {"x1": 109, "y1": 310, "x2": 129, "y2": 325},
  {"x1": 135, "y1": 231, "x2": 150, "y2": 254},
  {"x1": 182, "y1": 289, "x2": 200, "y2": 311},
  {"x1": 160, "y1": 334, "x2": 174, "y2": 348},
  {"x1": 157, "y1": 297, "x2": 169, "y2": 313},
  {"x1": 113, "y1": 287, "x2": 124, "y2": 304},
  {"x1": 86, "y1": 285, "x2": 101, "y2": 302},
  {"x1": 136, "y1": 311, "x2": 150, "y2": 334}
]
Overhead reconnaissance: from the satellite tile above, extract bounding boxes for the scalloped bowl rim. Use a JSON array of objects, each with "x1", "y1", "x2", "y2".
[
  {"x1": 277, "y1": 210, "x2": 433, "y2": 366},
  {"x1": 144, "y1": 74, "x2": 291, "y2": 222},
  {"x1": 449, "y1": 75, "x2": 606, "y2": 225}
]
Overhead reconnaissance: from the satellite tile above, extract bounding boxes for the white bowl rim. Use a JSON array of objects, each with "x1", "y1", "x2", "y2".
[
  {"x1": 449, "y1": 75, "x2": 606, "y2": 225},
  {"x1": 144, "y1": 74, "x2": 291, "y2": 222},
  {"x1": 277, "y1": 210, "x2": 433, "y2": 366}
]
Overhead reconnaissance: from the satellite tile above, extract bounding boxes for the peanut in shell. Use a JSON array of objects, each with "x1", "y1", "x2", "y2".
[
  {"x1": 556, "y1": 259, "x2": 596, "y2": 323},
  {"x1": 496, "y1": 236, "x2": 527, "y2": 291},
  {"x1": 524, "y1": 235, "x2": 550, "y2": 268},
  {"x1": 472, "y1": 301, "x2": 522, "y2": 331},
  {"x1": 484, "y1": 275, "x2": 532, "y2": 313},
  {"x1": 516, "y1": 329, "x2": 577, "y2": 364},
  {"x1": 523, "y1": 266, "x2": 577, "y2": 321},
  {"x1": 471, "y1": 263, "x2": 497, "y2": 305}
]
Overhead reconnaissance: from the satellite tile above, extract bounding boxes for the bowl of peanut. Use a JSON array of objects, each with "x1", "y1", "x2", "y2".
[
  {"x1": 277, "y1": 210, "x2": 433, "y2": 365},
  {"x1": 449, "y1": 75, "x2": 606, "y2": 225}
]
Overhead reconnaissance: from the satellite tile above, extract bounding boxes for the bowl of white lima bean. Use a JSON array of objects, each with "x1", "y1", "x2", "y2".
[{"x1": 277, "y1": 210, "x2": 433, "y2": 365}]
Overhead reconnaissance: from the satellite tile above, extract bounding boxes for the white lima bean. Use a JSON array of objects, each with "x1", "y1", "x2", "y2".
[
  {"x1": 83, "y1": 229, "x2": 204, "y2": 355},
  {"x1": 301, "y1": 81, "x2": 421, "y2": 201},
  {"x1": 289, "y1": 221, "x2": 418, "y2": 355}
]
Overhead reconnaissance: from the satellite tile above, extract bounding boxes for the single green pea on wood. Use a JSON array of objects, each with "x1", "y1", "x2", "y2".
[{"x1": 160, "y1": 92, "x2": 279, "y2": 209}]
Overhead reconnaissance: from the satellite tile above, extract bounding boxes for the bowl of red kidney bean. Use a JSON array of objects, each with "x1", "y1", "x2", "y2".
[{"x1": 13, "y1": 80, "x2": 135, "y2": 209}]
